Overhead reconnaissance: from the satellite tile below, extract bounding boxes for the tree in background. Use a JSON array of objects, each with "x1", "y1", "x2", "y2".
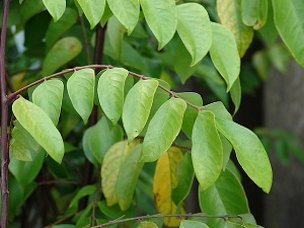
[{"x1": 0, "y1": 0, "x2": 303, "y2": 227}]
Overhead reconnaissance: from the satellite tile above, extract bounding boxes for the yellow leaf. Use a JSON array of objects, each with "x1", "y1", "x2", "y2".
[
  {"x1": 217, "y1": 0, "x2": 253, "y2": 57},
  {"x1": 153, "y1": 147, "x2": 184, "y2": 227}
]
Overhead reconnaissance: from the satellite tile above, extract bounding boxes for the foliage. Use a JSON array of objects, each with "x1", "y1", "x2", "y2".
[{"x1": 1, "y1": 0, "x2": 304, "y2": 227}]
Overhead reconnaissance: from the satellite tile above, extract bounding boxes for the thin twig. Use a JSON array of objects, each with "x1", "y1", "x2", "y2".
[
  {"x1": 90, "y1": 213, "x2": 244, "y2": 228},
  {"x1": 7, "y1": 65, "x2": 203, "y2": 112},
  {"x1": 36, "y1": 179, "x2": 80, "y2": 187}
]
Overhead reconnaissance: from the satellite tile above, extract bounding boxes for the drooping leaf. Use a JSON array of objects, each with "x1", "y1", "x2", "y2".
[
  {"x1": 67, "y1": 69, "x2": 95, "y2": 124},
  {"x1": 153, "y1": 147, "x2": 184, "y2": 227},
  {"x1": 180, "y1": 220, "x2": 209, "y2": 228},
  {"x1": 216, "y1": 119, "x2": 273, "y2": 193},
  {"x1": 105, "y1": 16, "x2": 126, "y2": 60},
  {"x1": 69, "y1": 185, "x2": 97, "y2": 209},
  {"x1": 192, "y1": 111, "x2": 223, "y2": 190},
  {"x1": 88, "y1": 117, "x2": 123, "y2": 163},
  {"x1": 45, "y1": 8, "x2": 78, "y2": 50},
  {"x1": 12, "y1": 97, "x2": 65, "y2": 163},
  {"x1": 172, "y1": 153, "x2": 194, "y2": 206},
  {"x1": 199, "y1": 170, "x2": 250, "y2": 228},
  {"x1": 177, "y1": 92, "x2": 203, "y2": 139},
  {"x1": 272, "y1": 0, "x2": 304, "y2": 67},
  {"x1": 142, "y1": 98, "x2": 187, "y2": 162},
  {"x1": 9, "y1": 150, "x2": 44, "y2": 186},
  {"x1": 210, "y1": 22, "x2": 240, "y2": 91},
  {"x1": 217, "y1": 0, "x2": 254, "y2": 57},
  {"x1": 230, "y1": 77, "x2": 242, "y2": 114},
  {"x1": 140, "y1": 0, "x2": 177, "y2": 49},
  {"x1": 241, "y1": 0, "x2": 268, "y2": 30},
  {"x1": 42, "y1": 37, "x2": 82, "y2": 75},
  {"x1": 42, "y1": 0, "x2": 66, "y2": 21},
  {"x1": 76, "y1": 0, "x2": 106, "y2": 28},
  {"x1": 176, "y1": 3, "x2": 212, "y2": 66},
  {"x1": 98, "y1": 68, "x2": 129, "y2": 124},
  {"x1": 204, "y1": 101, "x2": 232, "y2": 121},
  {"x1": 107, "y1": 0, "x2": 140, "y2": 34},
  {"x1": 102, "y1": 141, "x2": 143, "y2": 210},
  {"x1": 32, "y1": 79, "x2": 64, "y2": 125},
  {"x1": 10, "y1": 121, "x2": 39, "y2": 161},
  {"x1": 123, "y1": 79, "x2": 159, "y2": 141},
  {"x1": 82, "y1": 127, "x2": 99, "y2": 166},
  {"x1": 138, "y1": 221, "x2": 158, "y2": 228}
]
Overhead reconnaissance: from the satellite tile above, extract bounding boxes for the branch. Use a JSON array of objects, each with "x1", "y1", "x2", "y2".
[
  {"x1": 7, "y1": 65, "x2": 202, "y2": 112},
  {"x1": 90, "y1": 213, "x2": 244, "y2": 228},
  {"x1": 0, "y1": 0, "x2": 11, "y2": 227}
]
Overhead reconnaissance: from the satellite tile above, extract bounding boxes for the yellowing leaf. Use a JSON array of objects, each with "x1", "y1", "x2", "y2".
[
  {"x1": 153, "y1": 147, "x2": 184, "y2": 227},
  {"x1": 217, "y1": 0, "x2": 253, "y2": 57}
]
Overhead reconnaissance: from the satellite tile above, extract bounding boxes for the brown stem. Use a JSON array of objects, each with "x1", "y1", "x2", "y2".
[
  {"x1": 0, "y1": 0, "x2": 11, "y2": 227},
  {"x1": 91, "y1": 213, "x2": 244, "y2": 228}
]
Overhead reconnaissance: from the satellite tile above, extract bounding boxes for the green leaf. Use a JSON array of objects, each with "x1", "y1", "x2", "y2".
[
  {"x1": 199, "y1": 170, "x2": 250, "y2": 228},
  {"x1": 32, "y1": 79, "x2": 64, "y2": 125},
  {"x1": 230, "y1": 77, "x2": 242, "y2": 114},
  {"x1": 241, "y1": 0, "x2": 268, "y2": 30},
  {"x1": 172, "y1": 153, "x2": 194, "y2": 206},
  {"x1": 180, "y1": 220, "x2": 209, "y2": 228},
  {"x1": 107, "y1": 0, "x2": 140, "y2": 34},
  {"x1": 102, "y1": 140, "x2": 143, "y2": 210},
  {"x1": 192, "y1": 111, "x2": 223, "y2": 190},
  {"x1": 140, "y1": 0, "x2": 177, "y2": 49},
  {"x1": 216, "y1": 119, "x2": 273, "y2": 193},
  {"x1": 217, "y1": 0, "x2": 254, "y2": 57},
  {"x1": 272, "y1": 0, "x2": 304, "y2": 67},
  {"x1": 123, "y1": 79, "x2": 159, "y2": 141},
  {"x1": 142, "y1": 98, "x2": 187, "y2": 162},
  {"x1": 69, "y1": 185, "x2": 97, "y2": 209},
  {"x1": 42, "y1": 0, "x2": 66, "y2": 21},
  {"x1": 138, "y1": 221, "x2": 158, "y2": 228},
  {"x1": 177, "y1": 92, "x2": 203, "y2": 139},
  {"x1": 88, "y1": 117, "x2": 123, "y2": 163},
  {"x1": 204, "y1": 101, "x2": 232, "y2": 121},
  {"x1": 176, "y1": 3, "x2": 212, "y2": 66},
  {"x1": 82, "y1": 127, "x2": 99, "y2": 166},
  {"x1": 76, "y1": 0, "x2": 106, "y2": 29},
  {"x1": 12, "y1": 97, "x2": 64, "y2": 163},
  {"x1": 9, "y1": 150, "x2": 44, "y2": 186},
  {"x1": 42, "y1": 37, "x2": 82, "y2": 75},
  {"x1": 67, "y1": 69, "x2": 95, "y2": 124},
  {"x1": 105, "y1": 16, "x2": 126, "y2": 60},
  {"x1": 210, "y1": 22, "x2": 240, "y2": 91},
  {"x1": 10, "y1": 121, "x2": 39, "y2": 161},
  {"x1": 98, "y1": 68, "x2": 129, "y2": 124},
  {"x1": 46, "y1": 8, "x2": 78, "y2": 50}
]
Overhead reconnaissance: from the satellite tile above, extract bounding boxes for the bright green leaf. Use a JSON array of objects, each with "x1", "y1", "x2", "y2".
[
  {"x1": 12, "y1": 97, "x2": 65, "y2": 163},
  {"x1": 204, "y1": 101, "x2": 232, "y2": 121},
  {"x1": 123, "y1": 79, "x2": 159, "y2": 141},
  {"x1": 76, "y1": 0, "x2": 106, "y2": 28},
  {"x1": 217, "y1": 0, "x2": 254, "y2": 57},
  {"x1": 192, "y1": 111, "x2": 223, "y2": 190},
  {"x1": 199, "y1": 170, "x2": 250, "y2": 228},
  {"x1": 180, "y1": 220, "x2": 209, "y2": 228},
  {"x1": 177, "y1": 92, "x2": 203, "y2": 139},
  {"x1": 230, "y1": 77, "x2": 242, "y2": 114},
  {"x1": 272, "y1": 0, "x2": 304, "y2": 67},
  {"x1": 210, "y1": 22, "x2": 240, "y2": 91},
  {"x1": 67, "y1": 69, "x2": 95, "y2": 124},
  {"x1": 107, "y1": 0, "x2": 140, "y2": 34},
  {"x1": 142, "y1": 98, "x2": 187, "y2": 162},
  {"x1": 176, "y1": 3, "x2": 212, "y2": 66},
  {"x1": 140, "y1": 0, "x2": 177, "y2": 49},
  {"x1": 42, "y1": 0, "x2": 66, "y2": 21},
  {"x1": 42, "y1": 37, "x2": 82, "y2": 75},
  {"x1": 216, "y1": 119, "x2": 273, "y2": 193},
  {"x1": 241, "y1": 0, "x2": 268, "y2": 30},
  {"x1": 32, "y1": 79, "x2": 64, "y2": 125},
  {"x1": 98, "y1": 68, "x2": 129, "y2": 124},
  {"x1": 10, "y1": 121, "x2": 39, "y2": 161}
]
